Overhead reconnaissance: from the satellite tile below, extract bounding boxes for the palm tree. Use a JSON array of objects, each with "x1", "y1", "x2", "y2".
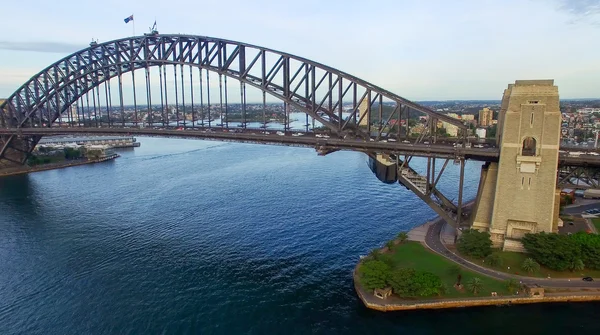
[
  {"x1": 521, "y1": 258, "x2": 540, "y2": 274},
  {"x1": 385, "y1": 240, "x2": 395, "y2": 252},
  {"x1": 466, "y1": 277, "x2": 483, "y2": 294},
  {"x1": 397, "y1": 232, "x2": 409, "y2": 244},
  {"x1": 505, "y1": 279, "x2": 521, "y2": 294}
]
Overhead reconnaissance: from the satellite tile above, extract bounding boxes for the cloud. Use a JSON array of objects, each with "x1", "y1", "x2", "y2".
[
  {"x1": 559, "y1": 0, "x2": 600, "y2": 15},
  {"x1": 0, "y1": 41, "x2": 84, "y2": 53},
  {"x1": 558, "y1": 0, "x2": 600, "y2": 24}
]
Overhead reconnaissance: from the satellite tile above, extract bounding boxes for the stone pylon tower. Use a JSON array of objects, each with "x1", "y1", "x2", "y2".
[
  {"x1": 470, "y1": 80, "x2": 562, "y2": 251},
  {"x1": 358, "y1": 96, "x2": 369, "y2": 127}
]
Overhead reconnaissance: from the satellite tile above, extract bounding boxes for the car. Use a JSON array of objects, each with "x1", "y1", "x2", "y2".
[
  {"x1": 568, "y1": 221, "x2": 574, "y2": 226},
  {"x1": 582, "y1": 277, "x2": 594, "y2": 282}
]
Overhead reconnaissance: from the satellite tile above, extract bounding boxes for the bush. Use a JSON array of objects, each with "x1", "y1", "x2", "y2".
[
  {"x1": 505, "y1": 279, "x2": 521, "y2": 294},
  {"x1": 569, "y1": 259, "x2": 585, "y2": 272},
  {"x1": 457, "y1": 229, "x2": 492, "y2": 258},
  {"x1": 485, "y1": 253, "x2": 503, "y2": 267},
  {"x1": 387, "y1": 268, "x2": 443, "y2": 298},
  {"x1": 368, "y1": 249, "x2": 380, "y2": 260},
  {"x1": 358, "y1": 259, "x2": 391, "y2": 291}
]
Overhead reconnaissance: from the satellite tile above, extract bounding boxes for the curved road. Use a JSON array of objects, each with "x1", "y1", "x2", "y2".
[{"x1": 424, "y1": 219, "x2": 600, "y2": 288}]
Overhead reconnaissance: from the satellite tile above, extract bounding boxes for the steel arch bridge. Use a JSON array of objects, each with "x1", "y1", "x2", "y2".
[
  {"x1": 21, "y1": 33, "x2": 600, "y2": 230},
  {"x1": 0, "y1": 34, "x2": 465, "y2": 164}
]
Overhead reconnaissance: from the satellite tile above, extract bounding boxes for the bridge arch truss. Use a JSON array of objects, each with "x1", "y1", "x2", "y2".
[{"x1": 0, "y1": 34, "x2": 466, "y2": 166}]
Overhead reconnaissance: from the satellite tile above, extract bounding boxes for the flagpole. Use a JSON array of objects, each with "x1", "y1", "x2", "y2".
[{"x1": 133, "y1": 14, "x2": 135, "y2": 36}]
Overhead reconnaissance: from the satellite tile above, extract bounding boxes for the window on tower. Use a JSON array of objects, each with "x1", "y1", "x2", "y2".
[{"x1": 522, "y1": 137, "x2": 536, "y2": 156}]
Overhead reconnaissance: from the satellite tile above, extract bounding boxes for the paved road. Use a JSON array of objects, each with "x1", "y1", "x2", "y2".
[
  {"x1": 563, "y1": 202, "x2": 600, "y2": 215},
  {"x1": 424, "y1": 219, "x2": 600, "y2": 288}
]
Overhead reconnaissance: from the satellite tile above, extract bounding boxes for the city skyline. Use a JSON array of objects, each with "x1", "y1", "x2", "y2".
[{"x1": 1, "y1": 0, "x2": 599, "y2": 101}]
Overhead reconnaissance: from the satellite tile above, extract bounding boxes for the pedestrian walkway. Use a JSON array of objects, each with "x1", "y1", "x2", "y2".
[{"x1": 407, "y1": 220, "x2": 436, "y2": 242}]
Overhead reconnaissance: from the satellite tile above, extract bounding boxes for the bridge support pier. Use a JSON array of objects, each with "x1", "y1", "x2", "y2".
[
  {"x1": 0, "y1": 135, "x2": 38, "y2": 169},
  {"x1": 469, "y1": 80, "x2": 562, "y2": 251}
]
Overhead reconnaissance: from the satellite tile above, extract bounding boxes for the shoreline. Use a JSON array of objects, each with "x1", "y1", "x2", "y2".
[
  {"x1": 353, "y1": 260, "x2": 600, "y2": 311},
  {"x1": 0, "y1": 154, "x2": 119, "y2": 177},
  {"x1": 354, "y1": 212, "x2": 600, "y2": 311}
]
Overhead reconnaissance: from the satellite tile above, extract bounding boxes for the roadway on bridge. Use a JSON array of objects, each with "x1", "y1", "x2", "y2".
[
  {"x1": 0, "y1": 127, "x2": 500, "y2": 161},
  {"x1": 424, "y1": 220, "x2": 600, "y2": 288},
  {"x1": 3, "y1": 126, "x2": 600, "y2": 166}
]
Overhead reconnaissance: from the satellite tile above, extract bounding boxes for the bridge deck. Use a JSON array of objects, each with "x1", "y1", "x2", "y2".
[{"x1": 2, "y1": 127, "x2": 599, "y2": 166}]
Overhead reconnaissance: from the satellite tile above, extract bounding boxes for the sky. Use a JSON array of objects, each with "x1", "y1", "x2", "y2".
[{"x1": 0, "y1": 0, "x2": 599, "y2": 101}]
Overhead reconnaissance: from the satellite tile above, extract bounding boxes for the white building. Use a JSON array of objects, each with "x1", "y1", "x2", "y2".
[{"x1": 475, "y1": 128, "x2": 487, "y2": 139}]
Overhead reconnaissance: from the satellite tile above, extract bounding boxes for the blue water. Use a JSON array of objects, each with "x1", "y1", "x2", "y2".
[{"x1": 1, "y1": 137, "x2": 599, "y2": 334}]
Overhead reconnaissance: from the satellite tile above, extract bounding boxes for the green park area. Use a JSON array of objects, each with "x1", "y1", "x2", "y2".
[
  {"x1": 455, "y1": 229, "x2": 600, "y2": 279},
  {"x1": 357, "y1": 239, "x2": 513, "y2": 300}
]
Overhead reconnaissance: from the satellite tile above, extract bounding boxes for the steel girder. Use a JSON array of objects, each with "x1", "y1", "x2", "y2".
[
  {"x1": 557, "y1": 165, "x2": 600, "y2": 190},
  {"x1": 0, "y1": 34, "x2": 466, "y2": 165}
]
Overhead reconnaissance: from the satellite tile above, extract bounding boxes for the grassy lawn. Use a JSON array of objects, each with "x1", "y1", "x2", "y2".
[
  {"x1": 592, "y1": 218, "x2": 600, "y2": 232},
  {"x1": 371, "y1": 241, "x2": 511, "y2": 298},
  {"x1": 460, "y1": 249, "x2": 600, "y2": 279}
]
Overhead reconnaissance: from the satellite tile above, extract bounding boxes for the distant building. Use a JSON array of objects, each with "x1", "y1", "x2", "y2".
[
  {"x1": 462, "y1": 114, "x2": 475, "y2": 121},
  {"x1": 478, "y1": 107, "x2": 494, "y2": 127},
  {"x1": 444, "y1": 124, "x2": 459, "y2": 137},
  {"x1": 410, "y1": 123, "x2": 426, "y2": 135},
  {"x1": 475, "y1": 128, "x2": 487, "y2": 139},
  {"x1": 442, "y1": 113, "x2": 461, "y2": 137},
  {"x1": 38, "y1": 136, "x2": 138, "y2": 148}
]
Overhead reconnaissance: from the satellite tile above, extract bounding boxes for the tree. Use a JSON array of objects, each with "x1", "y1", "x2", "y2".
[
  {"x1": 387, "y1": 268, "x2": 418, "y2": 297},
  {"x1": 27, "y1": 155, "x2": 40, "y2": 166},
  {"x1": 522, "y1": 232, "x2": 583, "y2": 271},
  {"x1": 457, "y1": 229, "x2": 492, "y2": 258},
  {"x1": 358, "y1": 260, "x2": 391, "y2": 291},
  {"x1": 412, "y1": 271, "x2": 443, "y2": 297},
  {"x1": 521, "y1": 258, "x2": 540, "y2": 274},
  {"x1": 485, "y1": 253, "x2": 503, "y2": 267},
  {"x1": 569, "y1": 259, "x2": 585, "y2": 272},
  {"x1": 385, "y1": 240, "x2": 395, "y2": 251},
  {"x1": 570, "y1": 232, "x2": 600, "y2": 270},
  {"x1": 466, "y1": 277, "x2": 483, "y2": 294},
  {"x1": 397, "y1": 232, "x2": 409, "y2": 244},
  {"x1": 64, "y1": 147, "x2": 81, "y2": 160},
  {"x1": 505, "y1": 279, "x2": 521, "y2": 294}
]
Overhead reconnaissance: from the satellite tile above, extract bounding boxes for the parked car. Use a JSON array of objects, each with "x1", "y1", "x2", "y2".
[{"x1": 582, "y1": 277, "x2": 594, "y2": 282}]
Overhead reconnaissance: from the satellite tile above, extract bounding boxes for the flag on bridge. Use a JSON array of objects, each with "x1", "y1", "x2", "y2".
[{"x1": 124, "y1": 15, "x2": 134, "y2": 24}]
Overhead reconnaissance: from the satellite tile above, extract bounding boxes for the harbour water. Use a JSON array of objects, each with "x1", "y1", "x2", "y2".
[{"x1": 1, "y1": 137, "x2": 599, "y2": 334}]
